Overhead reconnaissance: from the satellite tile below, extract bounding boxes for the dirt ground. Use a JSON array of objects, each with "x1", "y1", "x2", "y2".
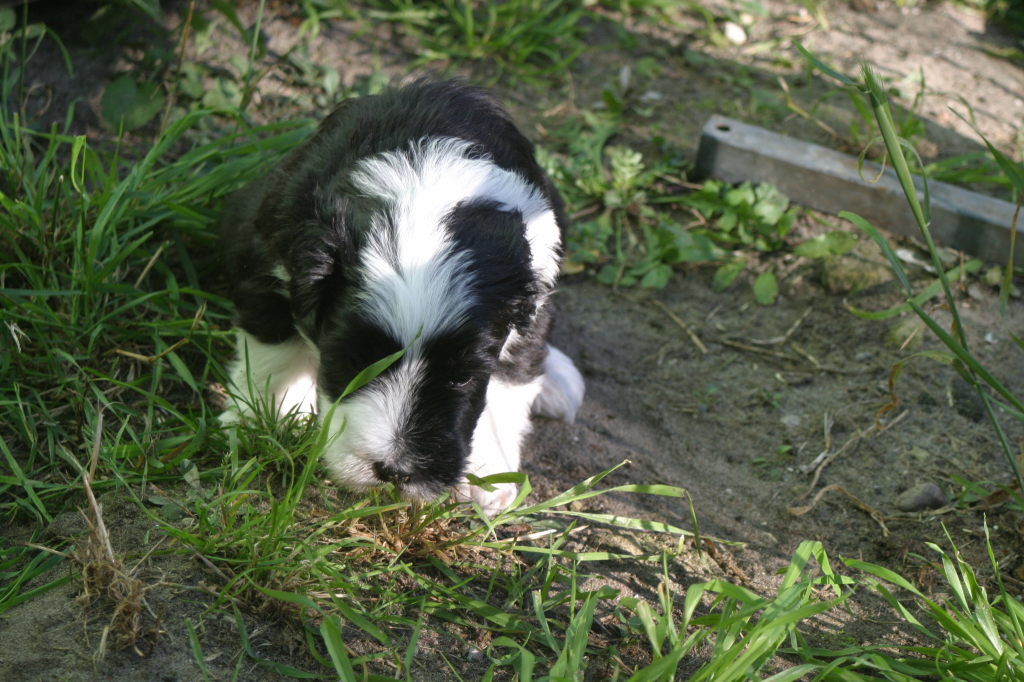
[{"x1": 3, "y1": 1, "x2": 1024, "y2": 679}]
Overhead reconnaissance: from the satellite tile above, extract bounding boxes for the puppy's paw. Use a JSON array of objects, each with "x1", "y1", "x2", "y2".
[
  {"x1": 453, "y1": 480, "x2": 519, "y2": 517},
  {"x1": 274, "y1": 373, "x2": 318, "y2": 417},
  {"x1": 532, "y1": 344, "x2": 585, "y2": 423},
  {"x1": 218, "y1": 405, "x2": 245, "y2": 427}
]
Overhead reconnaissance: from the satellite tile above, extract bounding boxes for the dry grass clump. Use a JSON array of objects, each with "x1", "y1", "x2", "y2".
[
  {"x1": 71, "y1": 415, "x2": 155, "y2": 660},
  {"x1": 328, "y1": 503, "x2": 491, "y2": 566}
]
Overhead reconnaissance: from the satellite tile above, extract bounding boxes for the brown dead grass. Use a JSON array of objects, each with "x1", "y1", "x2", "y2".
[{"x1": 71, "y1": 412, "x2": 157, "y2": 660}]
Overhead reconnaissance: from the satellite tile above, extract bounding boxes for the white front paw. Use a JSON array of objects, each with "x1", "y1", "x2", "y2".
[
  {"x1": 218, "y1": 404, "x2": 246, "y2": 426},
  {"x1": 532, "y1": 345, "x2": 585, "y2": 423},
  {"x1": 454, "y1": 480, "x2": 518, "y2": 517}
]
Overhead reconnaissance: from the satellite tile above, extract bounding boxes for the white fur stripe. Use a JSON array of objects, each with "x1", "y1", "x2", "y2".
[
  {"x1": 319, "y1": 357, "x2": 425, "y2": 489},
  {"x1": 349, "y1": 137, "x2": 561, "y2": 347}
]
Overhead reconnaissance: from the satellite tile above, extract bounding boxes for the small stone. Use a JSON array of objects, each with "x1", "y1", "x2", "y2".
[
  {"x1": 618, "y1": 65, "x2": 631, "y2": 91},
  {"x1": 820, "y1": 257, "x2": 891, "y2": 294},
  {"x1": 936, "y1": 248, "x2": 959, "y2": 268},
  {"x1": 467, "y1": 646, "x2": 485, "y2": 663},
  {"x1": 895, "y1": 482, "x2": 946, "y2": 512},
  {"x1": 916, "y1": 138, "x2": 939, "y2": 159},
  {"x1": 910, "y1": 446, "x2": 931, "y2": 463},
  {"x1": 984, "y1": 266, "x2": 1003, "y2": 287},
  {"x1": 780, "y1": 414, "x2": 802, "y2": 429},
  {"x1": 722, "y1": 21, "x2": 747, "y2": 45}
]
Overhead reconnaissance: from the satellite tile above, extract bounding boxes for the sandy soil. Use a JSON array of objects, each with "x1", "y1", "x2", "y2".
[{"x1": 3, "y1": 1, "x2": 1023, "y2": 679}]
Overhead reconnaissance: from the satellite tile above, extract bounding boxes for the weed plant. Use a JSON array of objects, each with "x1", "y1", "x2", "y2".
[
  {"x1": 538, "y1": 112, "x2": 725, "y2": 289},
  {"x1": 540, "y1": 111, "x2": 802, "y2": 301}
]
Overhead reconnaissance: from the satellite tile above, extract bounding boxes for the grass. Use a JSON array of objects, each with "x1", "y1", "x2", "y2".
[
  {"x1": 0, "y1": 100, "x2": 312, "y2": 523},
  {"x1": 305, "y1": 0, "x2": 589, "y2": 84},
  {"x1": 3, "y1": 1, "x2": 1024, "y2": 679}
]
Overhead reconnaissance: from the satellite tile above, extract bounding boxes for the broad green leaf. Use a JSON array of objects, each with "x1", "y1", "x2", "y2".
[
  {"x1": 753, "y1": 271, "x2": 778, "y2": 305},
  {"x1": 202, "y1": 77, "x2": 243, "y2": 110},
  {"x1": 596, "y1": 264, "x2": 619, "y2": 285},
  {"x1": 712, "y1": 261, "x2": 745, "y2": 292},
  {"x1": 671, "y1": 230, "x2": 722, "y2": 263},
  {"x1": 795, "y1": 231, "x2": 857, "y2": 259},
  {"x1": 751, "y1": 183, "x2": 789, "y2": 224},
  {"x1": 640, "y1": 263, "x2": 672, "y2": 288},
  {"x1": 101, "y1": 74, "x2": 165, "y2": 131},
  {"x1": 724, "y1": 183, "x2": 755, "y2": 207}
]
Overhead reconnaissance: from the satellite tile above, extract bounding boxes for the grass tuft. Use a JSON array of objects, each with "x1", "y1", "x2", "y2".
[{"x1": 70, "y1": 413, "x2": 154, "y2": 659}]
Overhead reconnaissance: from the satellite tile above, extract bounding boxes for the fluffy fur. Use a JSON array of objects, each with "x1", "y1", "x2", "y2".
[{"x1": 220, "y1": 80, "x2": 584, "y2": 515}]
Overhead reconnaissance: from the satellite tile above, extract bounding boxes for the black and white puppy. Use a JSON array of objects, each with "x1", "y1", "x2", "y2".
[{"x1": 220, "y1": 80, "x2": 584, "y2": 515}]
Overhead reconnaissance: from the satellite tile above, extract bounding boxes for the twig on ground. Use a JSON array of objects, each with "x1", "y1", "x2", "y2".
[
  {"x1": 718, "y1": 337, "x2": 864, "y2": 375},
  {"x1": 133, "y1": 241, "x2": 167, "y2": 289},
  {"x1": 192, "y1": 550, "x2": 235, "y2": 583},
  {"x1": 748, "y1": 306, "x2": 812, "y2": 346},
  {"x1": 799, "y1": 411, "x2": 835, "y2": 475},
  {"x1": 718, "y1": 338, "x2": 795, "y2": 363},
  {"x1": 787, "y1": 484, "x2": 890, "y2": 537},
  {"x1": 649, "y1": 298, "x2": 709, "y2": 355},
  {"x1": 789, "y1": 343, "x2": 822, "y2": 369},
  {"x1": 700, "y1": 538, "x2": 752, "y2": 586},
  {"x1": 489, "y1": 526, "x2": 585, "y2": 544},
  {"x1": 799, "y1": 410, "x2": 909, "y2": 494},
  {"x1": 113, "y1": 337, "x2": 190, "y2": 363}
]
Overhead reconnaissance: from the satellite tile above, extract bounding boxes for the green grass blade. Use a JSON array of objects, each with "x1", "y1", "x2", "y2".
[
  {"x1": 321, "y1": 615, "x2": 358, "y2": 680},
  {"x1": 549, "y1": 590, "x2": 599, "y2": 681},
  {"x1": 908, "y1": 301, "x2": 1024, "y2": 416},
  {"x1": 185, "y1": 620, "x2": 213, "y2": 682}
]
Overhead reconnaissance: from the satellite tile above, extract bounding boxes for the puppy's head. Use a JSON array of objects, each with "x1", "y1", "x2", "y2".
[
  {"x1": 316, "y1": 311, "x2": 508, "y2": 501},
  {"x1": 313, "y1": 234, "x2": 537, "y2": 501}
]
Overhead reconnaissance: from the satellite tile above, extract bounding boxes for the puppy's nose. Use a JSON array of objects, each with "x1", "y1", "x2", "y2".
[{"x1": 372, "y1": 460, "x2": 410, "y2": 486}]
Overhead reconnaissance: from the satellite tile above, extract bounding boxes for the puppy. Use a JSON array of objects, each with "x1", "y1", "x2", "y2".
[{"x1": 219, "y1": 80, "x2": 584, "y2": 515}]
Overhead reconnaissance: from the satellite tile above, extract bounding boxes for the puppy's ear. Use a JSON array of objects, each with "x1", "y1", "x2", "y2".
[
  {"x1": 286, "y1": 191, "x2": 357, "y2": 327},
  {"x1": 446, "y1": 200, "x2": 538, "y2": 330}
]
